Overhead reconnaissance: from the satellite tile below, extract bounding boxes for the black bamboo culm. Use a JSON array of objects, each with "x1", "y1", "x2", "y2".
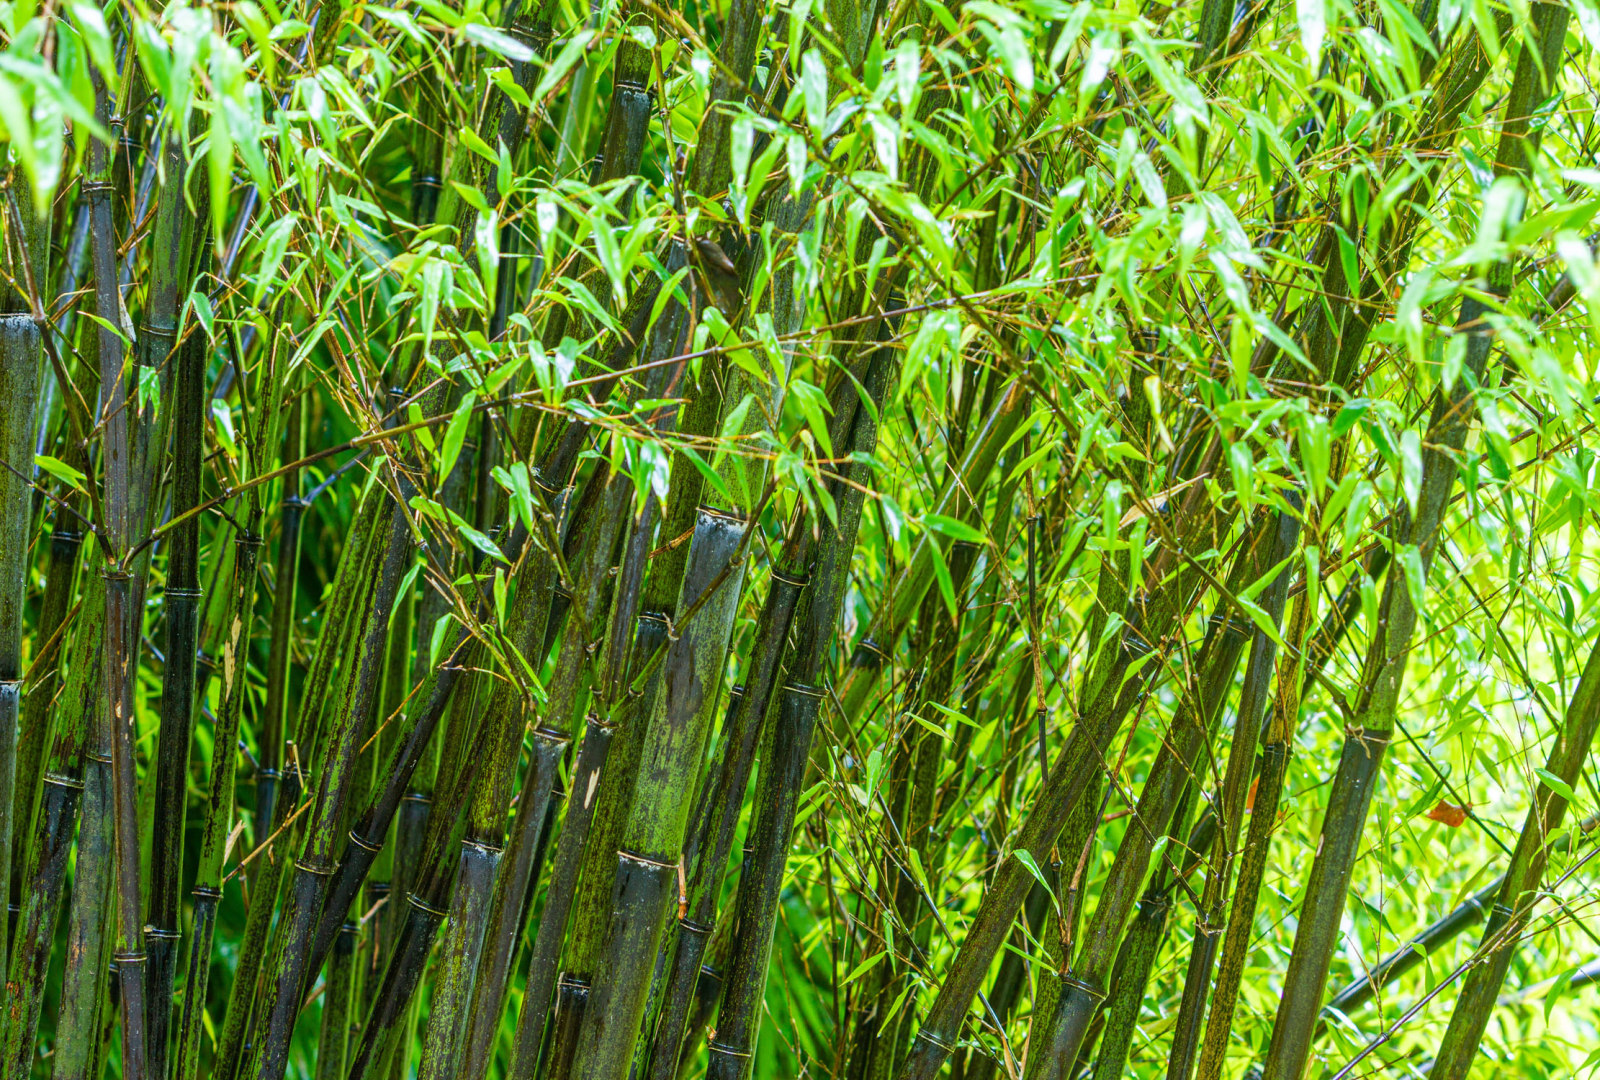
[
  {"x1": 172, "y1": 526, "x2": 268, "y2": 1080},
  {"x1": 258, "y1": 394, "x2": 307, "y2": 861},
  {"x1": 1194, "y1": 539, "x2": 1315, "y2": 1080},
  {"x1": 706, "y1": 325, "x2": 898, "y2": 1079},
  {"x1": 457, "y1": 729, "x2": 564, "y2": 1078},
  {"x1": 0, "y1": 309, "x2": 42, "y2": 1024},
  {"x1": 86, "y1": 55, "x2": 149, "y2": 1080},
  {"x1": 1166, "y1": 507, "x2": 1302, "y2": 1080},
  {"x1": 505, "y1": 709, "x2": 634, "y2": 1080},
  {"x1": 1026, "y1": 507, "x2": 1289, "y2": 1079},
  {"x1": 1429, "y1": 619, "x2": 1600, "y2": 1074},
  {"x1": 1260, "y1": 11, "x2": 1567, "y2": 1078},
  {"x1": 202, "y1": 494, "x2": 388, "y2": 1080},
  {"x1": 0, "y1": 163, "x2": 46, "y2": 977},
  {"x1": 250, "y1": 501, "x2": 413, "y2": 1080},
  {"x1": 147, "y1": 318, "x2": 208, "y2": 1079}
]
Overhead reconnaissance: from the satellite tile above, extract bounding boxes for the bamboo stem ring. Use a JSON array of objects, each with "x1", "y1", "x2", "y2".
[
  {"x1": 1058, "y1": 974, "x2": 1107, "y2": 1001},
  {"x1": 407, "y1": 892, "x2": 449, "y2": 918},
  {"x1": 619, "y1": 848, "x2": 676, "y2": 870}
]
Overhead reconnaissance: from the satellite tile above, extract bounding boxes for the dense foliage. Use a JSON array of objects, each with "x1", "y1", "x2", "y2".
[{"x1": 2, "y1": 0, "x2": 1600, "y2": 1076}]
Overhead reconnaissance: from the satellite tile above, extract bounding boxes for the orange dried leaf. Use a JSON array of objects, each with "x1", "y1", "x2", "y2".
[{"x1": 1425, "y1": 801, "x2": 1469, "y2": 827}]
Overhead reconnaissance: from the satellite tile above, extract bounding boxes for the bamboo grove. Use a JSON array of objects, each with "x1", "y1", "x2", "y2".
[{"x1": 5, "y1": 0, "x2": 1600, "y2": 1075}]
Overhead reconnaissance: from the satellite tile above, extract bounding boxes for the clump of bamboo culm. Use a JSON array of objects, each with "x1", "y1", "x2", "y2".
[{"x1": 4, "y1": 3, "x2": 1600, "y2": 1080}]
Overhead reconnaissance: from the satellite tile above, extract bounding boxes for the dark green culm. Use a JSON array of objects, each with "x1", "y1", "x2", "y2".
[{"x1": 7, "y1": 1, "x2": 1600, "y2": 1079}]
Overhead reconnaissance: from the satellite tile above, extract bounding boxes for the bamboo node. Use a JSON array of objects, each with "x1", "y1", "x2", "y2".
[
  {"x1": 1207, "y1": 613, "x2": 1254, "y2": 638},
  {"x1": 680, "y1": 918, "x2": 713, "y2": 935},
  {"x1": 402, "y1": 791, "x2": 433, "y2": 804},
  {"x1": 340, "y1": 921, "x2": 359, "y2": 935},
  {"x1": 619, "y1": 848, "x2": 676, "y2": 870},
  {"x1": 294, "y1": 858, "x2": 335, "y2": 876},
  {"x1": 257, "y1": 768, "x2": 282, "y2": 779},
  {"x1": 348, "y1": 829, "x2": 382, "y2": 853},
  {"x1": 1345, "y1": 726, "x2": 1391, "y2": 756},
  {"x1": 1060, "y1": 974, "x2": 1108, "y2": 1001},
  {"x1": 464, "y1": 839, "x2": 505, "y2": 857},
  {"x1": 87, "y1": 751, "x2": 113, "y2": 764},
  {"x1": 407, "y1": 892, "x2": 450, "y2": 918},
  {"x1": 193, "y1": 886, "x2": 222, "y2": 900},
  {"x1": 164, "y1": 587, "x2": 202, "y2": 599},
  {"x1": 770, "y1": 569, "x2": 810, "y2": 588},
  {"x1": 698, "y1": 504, "x2": 749, "y2": 525},
  {"x1": 143, "y1": 321, "x2": 178, "y2": 339},
  {"x1": 80, "y1": 181, "x2": 114, "y2": 194},
  {"x1": 412, "y1": 175, "x2": 443, "y2": 190},
  {"x1": 855, "y1": 637, "x2": 889, "y2": 662},
  {"x1": 1121, "y1": 628, "x2": 1154, "y2": 657},
  {"x1": 913, "y1": 1032, "x2": 955, "y2": 1052},
  {"x1": 112, "y1": 951, "x2": 148, "y2": 965},
  {"x1": 144, "y1": 927, "x2": 180, "y2": 941},
  {"x1": 708, "y1": 1042, "x2": 753, "y2": 1059},
  {"x1": 43, "y1": 771, "x2": 85, "y2": 790},
  {"x1": 533, "y1": 725, "x2": 571, "y2": 744},
  {"x1": 783, "y1": 681, "x2": 825, "y2": 699}
]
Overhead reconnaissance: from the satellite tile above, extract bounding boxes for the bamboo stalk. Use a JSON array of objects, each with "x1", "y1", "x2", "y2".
[
  {"x1": 505, "y1": 710, "x2": 634, "y2": 1080},
  {"x1": 84, "y1": 54, "x2": 151, "y2": 1080},
  {"x1": 258, "y1": 395, "x2": 307, "y2": 862},
  {"x1": 1194, "y1": 553, "x2": 1316, "y2": 1080},
  {"x1": 49, "y1": 566, "x2": 112, "y2": 1080},
  {"x1": 1089, "y1": 804, "x2": 1215, "y2": 1080},
  {"x1": 1260, "y1": 15, "x2": 1562, "y2": 1077},
  {"x1": 0, "y1": 312, "x2": 41, "y2": 1013},
  {"x1": 204, "y1": 494, "x2": 388, "y2": 1080},
  {"x1": 1166, "y1": 508, "x2": 1301, "y2": 1080},
  {"x1": 147, "y1": 320, "x2": 208, "y2": 1079},
  {"x1": 706, "y1": 329, "x2": 896, "y2": 1080},
  {"x1": 457, "y1": 727, "x2": 568, "y2": 1080},
  {"x1": 569, "y1": 502, "x2": 754, "y2": 1078},
  {"x1": 250, "y1": 502, "x2": 412, "y2": 1080},
  {"x1": 171, "y1": 528, "x2": 268, "y2": 1080}
]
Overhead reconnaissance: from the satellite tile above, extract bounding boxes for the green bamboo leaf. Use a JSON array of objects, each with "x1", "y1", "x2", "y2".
[
  {"x1": 35, "y1": 455, "x2": 88, "y2": 494},
  {"x1": 840, "y1": 952, "x2": 886, "y2": 987},
  {"x1": 1534, "y1": 768, "x2": 1579, "y2": 805},
  {"x1": 463, "y1": 21, "x2": 534, "y2": 62},
  {"x1": 438, "y1": 392, "x2": 478, "y2": 486}
]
